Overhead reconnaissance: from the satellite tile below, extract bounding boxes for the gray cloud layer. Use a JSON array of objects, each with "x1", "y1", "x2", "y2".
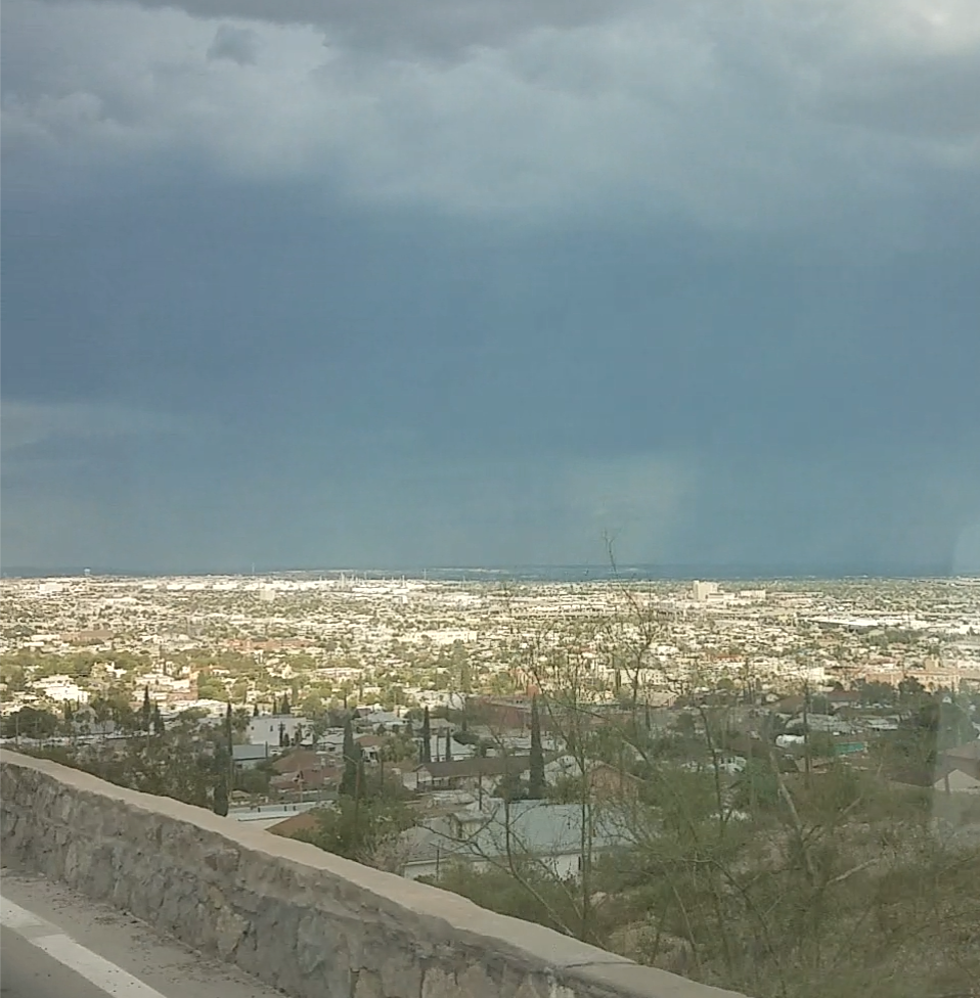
[
  {"x1": 2, "y1": 0, "x2": 979, "y2": 572},
  {"x1": 38, "y1": 0, "x2": 638, "y2": 57},
  {"x1": 4, "y1": 0, "x2": 979, "y2": 229}
]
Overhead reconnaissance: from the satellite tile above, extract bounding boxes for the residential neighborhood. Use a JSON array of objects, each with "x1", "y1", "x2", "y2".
[{"x1": 2, "y1": 572, "x2": 979, "y2": 995}]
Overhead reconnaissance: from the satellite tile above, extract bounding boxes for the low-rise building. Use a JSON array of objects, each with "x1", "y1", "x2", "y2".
[
  {"x1": 247, "y1": 714, "x2": 311, "y2": 746},
  {"x1": 408, "y1": 754, "x2": 537, "y2": 793},
  {"x1": 400, "y1": 799, "x2": 628, "y2": 881},
  {"x1": 232, "y1": 743, "x2": 271, "y2": 769}
]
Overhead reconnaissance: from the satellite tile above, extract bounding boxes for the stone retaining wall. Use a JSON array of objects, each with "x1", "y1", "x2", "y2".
[{"x1": 0, "y1": 751, "x2": 745, "y2": 998}]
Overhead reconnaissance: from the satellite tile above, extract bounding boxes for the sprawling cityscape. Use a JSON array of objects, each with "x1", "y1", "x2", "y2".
[
  {"x1": 3, "y1": 572, "x2": 980, "y2": 720},
  {"x1": 2, "y1": 571, "x2": 979, "y2": 997}
]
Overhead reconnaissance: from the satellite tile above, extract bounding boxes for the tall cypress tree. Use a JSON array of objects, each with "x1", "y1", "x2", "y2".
[
  {"x1": 212, "y1": 742, "x2": 230, "y2": 816},
  {"x1": 528, "y1": 696, "x2": 545, "y2": 799},
  {"x1": 356, "y1": 754, "x2": 366, "y2": 800},
  {"x1": 141, "y1": 687, "x2": 152, "y2": 732},
  {"x1": 340, "y1": 715, "x2": 359, "y2": 797},
  {"x1": 421, "y1": 707, "x2": 432, "y2": 764},
  {"x1": 213, "y1": 774, "x2": 229, "y2": 816}
]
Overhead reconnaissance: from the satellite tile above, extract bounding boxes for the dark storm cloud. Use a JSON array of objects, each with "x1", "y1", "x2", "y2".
[
  {"x1": 24, "y1": 0, "x2": 980, "y2": 153},
  {"x1": 815, "y1": 50, "x2": 980, "y2": 141},
  {"x1": 5, "y1": 0, "x2": 979, "y2": 232},
  {"x1": 39, "y1": 0, "x2": 635, "y2": 58},
  {"x1": 2, "y1": 0, "x2": 979, "y2": 572},
  {"x1": 207, "y1": 24, "x2": 258, "y2": 64},
  {"x1": 4, "y1": 185, "x2": 977, "y2": 455}
]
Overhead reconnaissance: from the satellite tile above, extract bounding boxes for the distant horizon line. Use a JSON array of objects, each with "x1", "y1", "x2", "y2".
[{"x1": 1, "y1": 562, "x2": 973, "y2": 583}]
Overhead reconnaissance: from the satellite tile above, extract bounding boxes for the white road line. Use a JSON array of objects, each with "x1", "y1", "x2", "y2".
[
  {"x1": 0, "y1": 897, "x2": 41, "y2": 931},
  {"x1": 1, "y1": 895, "x2": 170, "y2": 997}
]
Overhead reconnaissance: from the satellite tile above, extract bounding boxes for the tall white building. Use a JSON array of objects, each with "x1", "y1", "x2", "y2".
[{"x1": 692, "y1": 580, "x2": 720, "y2": 602}]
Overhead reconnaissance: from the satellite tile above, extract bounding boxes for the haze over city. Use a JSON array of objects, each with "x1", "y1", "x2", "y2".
[{"x1": 2, "y1": 0, "x2": 979, "y2": 575}]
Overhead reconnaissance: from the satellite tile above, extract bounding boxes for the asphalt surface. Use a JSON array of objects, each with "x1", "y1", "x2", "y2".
[
  {"x1": 0, "y1": 870, "x2": 284, "y2": 998},
  {"x1": 1, "y1": 926, "x2": 114, "y2": 998}
]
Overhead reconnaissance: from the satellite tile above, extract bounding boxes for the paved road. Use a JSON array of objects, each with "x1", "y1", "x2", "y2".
[
  {"x1": 0, "y1": 870, "x2": 283, "y2": 998},
  {"x1": 1, "y1": 926, "x2": 116, "y2": 998}
]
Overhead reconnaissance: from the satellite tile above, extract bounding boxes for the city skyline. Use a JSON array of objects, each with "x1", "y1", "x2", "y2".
[{"x1": 2, "y1": 564, "x2": 978, "y2": 583}]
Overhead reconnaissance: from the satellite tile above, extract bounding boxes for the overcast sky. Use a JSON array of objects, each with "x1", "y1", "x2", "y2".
[{"x1": 2, "y1": 0, "x2": 979, "y2": 574}]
